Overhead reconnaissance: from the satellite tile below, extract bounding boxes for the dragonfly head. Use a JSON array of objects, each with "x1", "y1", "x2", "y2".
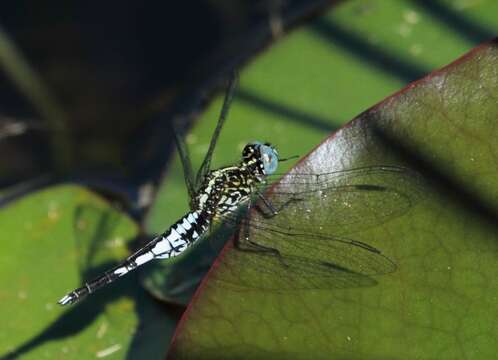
[{"x1": 242, "y1": 142, "x2": 279, "y2": 177}]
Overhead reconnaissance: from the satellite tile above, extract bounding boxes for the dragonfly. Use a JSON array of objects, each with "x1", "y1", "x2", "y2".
[{"x1": 58, "y1": 73, "x2": 422, "y2": 305}]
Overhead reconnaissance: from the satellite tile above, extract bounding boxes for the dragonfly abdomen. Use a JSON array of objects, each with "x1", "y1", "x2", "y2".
[
  {"x1": 113, "y1": 210, "x2": 209, "y2": 274},
  {"x1": 148, "y1": 210, "x2": 210, "y2": 259},
  {"x1": 58, "y1": 210, "x2": 210, "y2": 306}
]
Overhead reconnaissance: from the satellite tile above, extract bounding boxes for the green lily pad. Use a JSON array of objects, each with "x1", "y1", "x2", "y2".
[
  {"x1": 0, "y1": 186, "x2": 175, "y2": 359},
  {"x1": 145, "y1": 0, "x2": 498, "y2": 308},
  {"x1": 168, "y1": 40, "x2": 498, "y2": 359}
]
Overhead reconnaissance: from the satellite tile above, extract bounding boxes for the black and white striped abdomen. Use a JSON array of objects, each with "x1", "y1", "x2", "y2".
[
  {"x1": 57, "y1": 210, "x2": 211, "y2": 306},
  {"x1": 154, "y1": 210, "x2": 209, "y2": 258},
  {"x1": 113, "y1": 210, "x2": 210, "y2": 277}
]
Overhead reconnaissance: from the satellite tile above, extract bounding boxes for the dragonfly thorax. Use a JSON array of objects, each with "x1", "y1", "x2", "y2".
[
  {"x1": 193, "y1": 142, "x2": 279, "y2": 218},
  {"x1": 194, "y1": 167, "x2": 257, "y2": 218}
]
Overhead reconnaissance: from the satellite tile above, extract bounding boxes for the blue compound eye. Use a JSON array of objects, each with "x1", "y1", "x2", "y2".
[{"x1": 258, "y1": 143, "x2": 279, "y2": 175}]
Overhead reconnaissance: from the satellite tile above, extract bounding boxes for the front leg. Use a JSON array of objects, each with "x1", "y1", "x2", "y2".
[{"x1": 254, "y1": 190, "x2": 303, "y2": 219}]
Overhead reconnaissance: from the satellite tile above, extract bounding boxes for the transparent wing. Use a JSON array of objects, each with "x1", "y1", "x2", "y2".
[
  {"x1": 212, "y1": 227, "x2": 395, "y2": 291},
  {"x1": 214, "y1": 165, "x2": 423, "y2": 290},
  {"x1": 253, "y1": 165, "x2": 424, "y2": 236},
  {"x1": 195, "y1": 72, "x2": 238, "y2": 188},
  {"x1": 213, "y1": 248, "x2": 380, "y2": 291}
]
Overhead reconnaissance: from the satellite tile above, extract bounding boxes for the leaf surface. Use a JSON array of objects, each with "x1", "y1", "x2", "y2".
[
  {"x1": 169, "y1": 40, "x2": 498, "y2": 360},
  {"x1": 0, "y1": 186, "x2": 175, "y2": 359},
  {"x1": 145, "y1": 0, "x2": 498, "y2": 308}
]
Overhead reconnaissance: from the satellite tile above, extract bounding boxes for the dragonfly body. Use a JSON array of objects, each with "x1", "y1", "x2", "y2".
[
  {"x1": 57, "y1": 73, "x2": 417, "y2": 306},
  {"x1": 58, "y1": 142, "x2": 279, "y2": 305}
]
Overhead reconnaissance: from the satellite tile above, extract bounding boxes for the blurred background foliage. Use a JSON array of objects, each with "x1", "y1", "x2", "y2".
[{"x1": 0, "y1": 0, "x2": 497, "y2": 359}]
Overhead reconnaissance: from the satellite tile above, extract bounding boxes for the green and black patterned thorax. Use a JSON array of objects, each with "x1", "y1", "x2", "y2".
[{"x1": 194, "y1": 142, "x2": 279, "y2": 219}]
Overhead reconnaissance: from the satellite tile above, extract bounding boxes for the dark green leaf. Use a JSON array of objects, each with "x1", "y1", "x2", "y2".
[
  {"x1": 169, "y1": 39, "x2": 498, "y2": 359},
  {"x1": 0, "y1": 186, "x2": 176, "y2": 359}
]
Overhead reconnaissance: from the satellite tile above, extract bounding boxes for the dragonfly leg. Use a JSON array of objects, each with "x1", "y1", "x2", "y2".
[
  {"x1": 236, "y1": 224, "x2": 280, "y2": 256},
  {"x1": 233, "y1": 201, "x2": 290, "y2": 268},
  {"x1": 255, "y1": 192, "x2": 278, "y2": 216},
  {"x1": 255, "y1": 191, "x2": 303, "y2": 219}
]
